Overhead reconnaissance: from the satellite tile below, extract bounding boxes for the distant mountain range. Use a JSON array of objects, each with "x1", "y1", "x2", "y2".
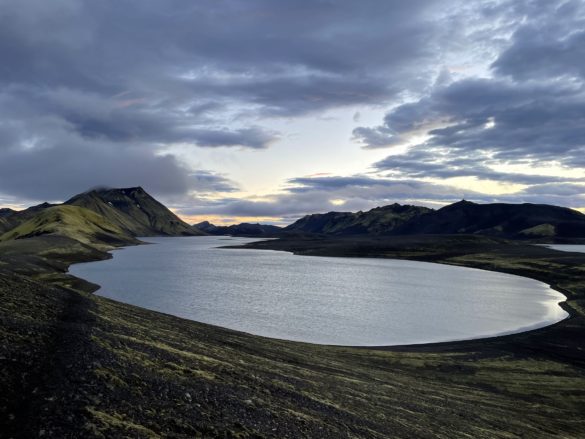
[
  {"x1": 195, "y1": 221, "x2": 282, "y2": 237},
  {"x1": 2, "y1": 188, "x2": 585, "y2": 247},
  {"x1": 285, "y1": 200, "x2": 585, "y2": 239}
]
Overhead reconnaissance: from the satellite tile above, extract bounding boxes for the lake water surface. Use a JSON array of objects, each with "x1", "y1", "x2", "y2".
[
  {"x1": 545, "y1": 244, "x2": 585, "y2": 253},
  {"x1": 70, "y1": 236, "x2": 568, "y2": 346}
]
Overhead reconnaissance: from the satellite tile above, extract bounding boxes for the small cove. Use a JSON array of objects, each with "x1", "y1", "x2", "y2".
[
  {"x1": 70, "y1": 236, "x2": 568, "y2": 346},
  {"x1": 544, "y1": 244, "x2": 585, "y2": 254}
]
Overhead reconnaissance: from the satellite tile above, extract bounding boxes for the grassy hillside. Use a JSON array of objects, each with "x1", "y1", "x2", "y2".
[
  {"x1": 0, "y1": 216, "x2": 9, "y2": 234},
  {"x1": 0, "y1": 203, "x2": 57, "y2": 234},
  {"x1": 66, "y1": 187, "x2": 204, "y2": 237},
  {"x1": 0, "y1": 205, "x2": 139, "y2": 250}
]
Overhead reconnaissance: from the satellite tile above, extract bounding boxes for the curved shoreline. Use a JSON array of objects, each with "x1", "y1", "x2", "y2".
[
  {"x1": 67, "y1": 236, "x2": 572, "y2": 350},
  {"x1": 222, "y1": 235, "x2": 585, "y2": 359}
]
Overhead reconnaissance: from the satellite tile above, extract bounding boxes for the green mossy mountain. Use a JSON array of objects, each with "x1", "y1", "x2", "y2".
[
  {"x1": 65, "y1": 187, "x2": 204, "y2": 237},
  {"x1": 0, "y1": 187, "x2": 204, "y2": 251},
  {"x1": 285, "y1": 203, "x2": 432, "y2": 235},
  {"x1": 195, "y1": 221, "x2": 282, "y2": 236},
  {"x1": 0, "y1": 205, "x2": 139, "y2": 250}
]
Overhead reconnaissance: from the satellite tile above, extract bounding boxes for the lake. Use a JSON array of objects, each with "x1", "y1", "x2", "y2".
[
  {"x1": 545, "y1": 244, "x2": 585, "y2": 253},
  {"x1": 69, "y1": 236, "x2": 568, "y2": 346}
]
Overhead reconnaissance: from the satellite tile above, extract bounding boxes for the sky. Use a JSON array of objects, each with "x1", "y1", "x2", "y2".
[{"x1": 1, "y1": 0, "x2": 584, "y2": 225}]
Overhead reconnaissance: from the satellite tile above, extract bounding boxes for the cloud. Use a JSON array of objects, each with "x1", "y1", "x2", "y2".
[
  {"x1": 2, "y1": 0, "x2": 584, "y2": 215},
  {"x1": 190, "y1": 170, "x2": 239, "y2": 194},
  {"x1": 352, "y1": 0, "x2": 585, "y2": 205},
  {"x1": 188, "y1": 127, "x2": 278, "y2": 149},
  {"x1": 178, "y1": 173, "x2": 585, "y2": 224},
  {"x1": 0, "y1": 0, "x2": 451, "y2": 203},
  {"x1": 178, "y1": 175, "x2": 487, "y2": 220},
  {"x1": 373, "y1": 147, "x2": 582, "y2": 185},
  {"x1": 0, "y1": 139, "x2": 193, "y2": 200},
  {"x1": 492, "y1": 1, "x2": 585, "y2": 80}
]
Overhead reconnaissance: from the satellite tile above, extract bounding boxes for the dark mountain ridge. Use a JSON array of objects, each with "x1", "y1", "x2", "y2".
[
  {"x1": 284, "y1": 203, "x2": 432, "y2": 235},
  {"x1": 286, "y1": 200, "x2": 585, "y2": 239},
  {"x1": 398, "y1": 200, "x2": 585, "y2": 239}
]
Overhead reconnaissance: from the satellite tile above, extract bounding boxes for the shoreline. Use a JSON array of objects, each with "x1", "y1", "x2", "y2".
[
  {"x1": 229, "y1": 235, "x2": 585, "y2": 362},
  {"x1": 67, "y1": 234, "x2": 573, "y2": 351}
]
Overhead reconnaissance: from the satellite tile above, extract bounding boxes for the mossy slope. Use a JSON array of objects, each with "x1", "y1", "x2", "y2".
[
  {"x1": 0, "y1": 205, "x2": 139, "y2": 250},
  {"x1": 66, "y1": 187, "x2": 204, "y2": 236}
]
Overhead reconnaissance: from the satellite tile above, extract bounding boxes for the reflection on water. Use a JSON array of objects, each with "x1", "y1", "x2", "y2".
[
  {"x1": 545, "y1": 244, "x2": 585, "y2": 254},
  {"x1": 70, "y1": 236, "x2": 568, "y2": 346}
]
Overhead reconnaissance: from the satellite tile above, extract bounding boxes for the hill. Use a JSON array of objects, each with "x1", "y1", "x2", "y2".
[
  {"x1": 0, "y1": 203, "x2": 57, "y2": 234},
  {"x1": 195, "y1": 221, "x2": 282, "y2": 237},
  {"x1": 0, "y1": 210, "x2": 11, "y2": 233},
  {"x1": 65, "y1": 187, "x2": 204, "y2": 237},
  {"x1": 0, "y1": 208, "x2": 15, "y2": 217},
  {"x1": 285, "y1": 203, "x2": 432, "y2": 235},
  {"x1": 0, "y1": 205, "x2": 139, "y2": 250},
  {"x1": 397, "y1": 200, "x2": 585, "y2": 239},
  {"x1": 285, "y1": 200, "x2": 585, "y2": 240}
]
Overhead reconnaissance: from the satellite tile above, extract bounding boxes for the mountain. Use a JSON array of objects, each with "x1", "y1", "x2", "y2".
[
  {"x1": 195, "y1": 221, "x2": 282, "y2": 237},
  {"x1": 0, "y1": 209, "x2": 13, "y2": 233},
  {"x1": 285, "y1": 204, "x2": 432, "y2": 235},
  {"x1": 397, "y1": 200, "x2": 585, "y2": 239},
  {"x1": 195, "y1": 221, "x2": 220, "y2": 234},
  {"x1": 0, "y1": 208, "x2": 15, "y2": 217},
  {"x1": 0, "y1": 205, "x2": 139, "y2": 249},
  {"x1": 66, "y1": 187, "x2": 204, "y2": 236},
  {"x1": 283, "y1": 200, "x2": 585, "y2": 239},
  {"x1": 0, "y1": 202, "x2": 57, "y2": 234}
]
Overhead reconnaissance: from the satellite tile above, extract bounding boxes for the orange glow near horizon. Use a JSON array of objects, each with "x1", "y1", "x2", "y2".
[
  {"x1": 179, "y1": 214, "x2": 287, "y2": 227},
  {"x1": 0, "y1": 204, "x2": 25, "y2": 212}
]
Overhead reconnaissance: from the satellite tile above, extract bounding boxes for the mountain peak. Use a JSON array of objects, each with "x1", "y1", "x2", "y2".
[{"x1": 66, "y1": 187, "x2": 204, "y2": 237}]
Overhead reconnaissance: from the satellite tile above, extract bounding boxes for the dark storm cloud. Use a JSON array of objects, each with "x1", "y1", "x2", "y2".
[
  {"x1": 188, "y1": 127, "x2": 278, "y2": 149},
  {"x1": 0, "y1": 0, "x2": 445, "y2": 202},
  {"x1": 190, "y1": 171, "x2": 239, "y2": 194},
  {"x1": 0, "y1": 140, "x2": 193, "y2": 200},
  {"x1": 373, "y1": 147, "x2": 582, "y2": 185},
  {"x1": 492, "y1": 0, "x2": 585, "y2": 80},
  {"x1": 356, "y1": 78, "x2": 585, "y2": 162}
]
